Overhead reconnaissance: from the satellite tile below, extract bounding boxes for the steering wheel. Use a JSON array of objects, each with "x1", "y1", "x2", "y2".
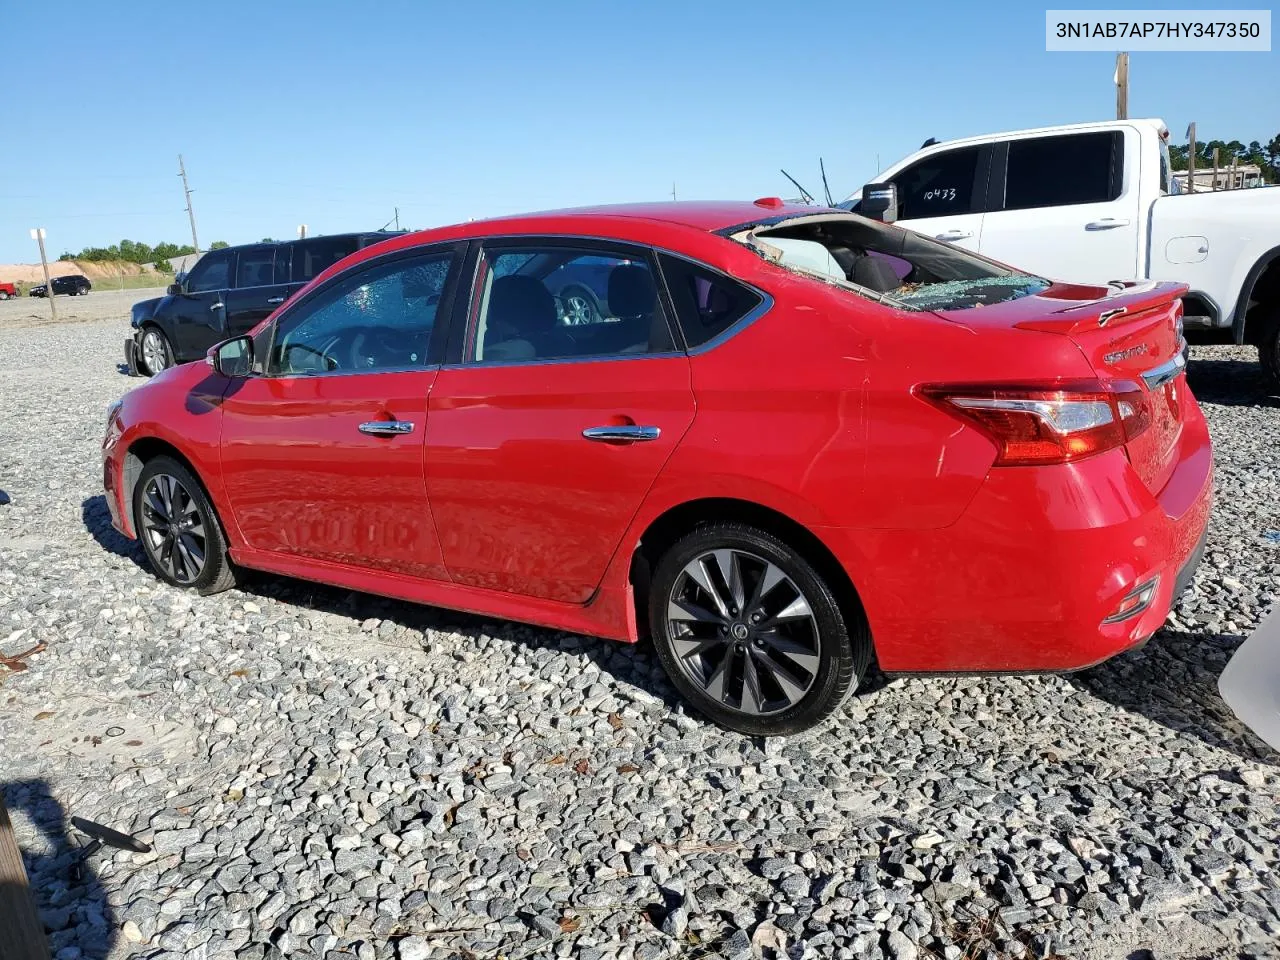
[{"x1": 281, "y1": 339, "x2": 342, "y2": 373}]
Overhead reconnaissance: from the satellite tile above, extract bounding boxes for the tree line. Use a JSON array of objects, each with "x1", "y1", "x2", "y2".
[
  {"x1": 58, "y1": 239, "x2": 230, "y2": 266},
  {"x1": 1169, "y1": 133, "x2": 1280, "y2": 183}
]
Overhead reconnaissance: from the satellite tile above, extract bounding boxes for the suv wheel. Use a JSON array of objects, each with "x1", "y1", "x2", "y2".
[
  {"x1": 648, "y1": 522, "x2": 870, "y2": 736},
  {"x1": 140, "y1": 327, "x2": 173, "y2": 376},
  {"x1": 134, "y1": 456, "x2": 236, "y2": 594}
]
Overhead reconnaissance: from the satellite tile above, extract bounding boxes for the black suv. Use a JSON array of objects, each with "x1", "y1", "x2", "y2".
[
  {"x1": 30, "y1": 275, "x2": 92, "y2": 297},
  {"x1": 126, "y1": 232, "x2": 402, "y2": 375}
]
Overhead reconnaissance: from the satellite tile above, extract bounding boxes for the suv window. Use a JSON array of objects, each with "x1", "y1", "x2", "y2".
[
  {"x1": 236, "y1": 247, "x2": 276, "y2": 288},
  {"x1": 658, "y1": 254, "x2": 762, "y2": 349},
  {"x1": 469, "y1": 245, "x2": 673, "y2": 363},
  {"x1": 293, "y1": 237, "x2": 362, "y2": 283},
  {"x1": 269, "y1": 252, "x2": 455, "y2": 375},
  {"x1": 274, "y1": 244, "x2": 293, "y2": 284},
  {"x1": 1004, "y1": 131, "x2": 1123, "y2": 210},
  {"x1": 890, "y1": 146, "x2": 983, "y2": 219},
  {"x1": 185, "y1": 250, "x2": 233, "y2": 293}
]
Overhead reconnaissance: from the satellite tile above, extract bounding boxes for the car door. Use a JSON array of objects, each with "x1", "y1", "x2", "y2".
[
  {"x1": 883, "y1": 143, "x2": 990, "y2": 252},
  {"x1": 167, "y1": 248, "x2": 235, "y2": 360},
  {"x1": 426, "y1": 239, "x2": 696, "y2": 603},
  {"x1": 977, "y1": 130, "x2": 1141, "y2": 282},
  {"x1": 219, "y1": 244, "x2": 464, "y2": 579},
  {"x1": 223, "y1": 245, "x2": 290, "y2": 336}
]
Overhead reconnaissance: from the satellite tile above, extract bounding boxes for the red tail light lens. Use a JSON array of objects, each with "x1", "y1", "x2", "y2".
[{"x1": 920, "y1": 380, "x2": 1151, "y2": 466}]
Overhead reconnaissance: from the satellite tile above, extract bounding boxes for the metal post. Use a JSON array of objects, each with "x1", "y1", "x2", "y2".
[
  {"x1": 178, "y1": 154, "x2": 200, "y2": 256},
  {"x1": 29, "y1": 228, "x2": 57, "y2": 321},
  {"x1": 297, "y1": 224, "x2": 308, "y2": 239},
  {"x1": 1211, "y1": 147, "x2": 1220, "y2": 191},
  {"x1": 1114, "y1": 53, "x2": 1129, "y2": 120}
]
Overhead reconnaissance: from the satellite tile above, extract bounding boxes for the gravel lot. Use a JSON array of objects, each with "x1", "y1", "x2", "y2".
[{"x1": 1, "y1": 303, "x2": 1277, "y2": 960}]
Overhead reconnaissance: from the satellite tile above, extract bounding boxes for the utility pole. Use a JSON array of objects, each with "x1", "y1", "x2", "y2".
[
  {"x1": 29, "y1": 228, "x2": 57, "y2": 321},
  {"x1": 297, "y1": 224, "x2": 308, "y2": 239},
  {"x1": 1212, "y1": 146, "x2": 1220, "y2": 191},
  {"x1": 394, "y1": 207, "x2": 400, "y2": 230},
  {"x1": 1114, "y1": 52, "x2": 1129, "y2": 120},
  {"x1": 1187, "y1": 122, "x2": 1197, "y2": 194},
  {"x1": 671, "y1": 182, "x2": 677, "y2": 201},
  {"x1": 178, "y1": 154, "x2": 200, "y2": 256}
]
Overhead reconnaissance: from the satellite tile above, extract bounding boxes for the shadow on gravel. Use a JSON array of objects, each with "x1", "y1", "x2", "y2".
[
  {"x1": 1068, "y1": 629, "x2": 1276, "y2": 765},
  {"x1": 243, "y1": 569, "x2": 691, "y2": 713},
  {"x1": 1185, "y1": 354, "x2": 1280, "y2": 408},
  {"x1": 81, "y1": 496, "x2": 148, "y2": 572},
  {"x1": 1, "y1": 780, "x2": 115, "y2": 960}
]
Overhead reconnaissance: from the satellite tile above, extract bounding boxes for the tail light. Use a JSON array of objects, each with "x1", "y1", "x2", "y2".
[{"x1": 919, "y1": 379, "x2": 1151, "y2": 466}]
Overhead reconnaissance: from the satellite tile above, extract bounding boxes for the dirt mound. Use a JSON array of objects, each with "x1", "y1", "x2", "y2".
[{"x1": 0, "y1": 260, "x2": 163, "y2": 284}]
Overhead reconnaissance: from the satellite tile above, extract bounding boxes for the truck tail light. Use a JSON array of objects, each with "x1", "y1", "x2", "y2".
[{"x1": 919, "y1": 379, "x2": 1151, "y2": 466}]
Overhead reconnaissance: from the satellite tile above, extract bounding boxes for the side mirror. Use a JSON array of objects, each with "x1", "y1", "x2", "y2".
[
  {"x1": 166, "y1": 282, "x2": 183, "y2": 296},
  {"x1": 207, "y1": 335, "x2": 254, "y2": 378},
  {"x1": 860, "y1": 182, "x2": 899, "y2": 223}
]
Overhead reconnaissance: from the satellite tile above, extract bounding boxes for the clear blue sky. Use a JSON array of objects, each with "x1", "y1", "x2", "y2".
[{"x1": 1, "y1": 0, "x2": 1275, "y2": 263}]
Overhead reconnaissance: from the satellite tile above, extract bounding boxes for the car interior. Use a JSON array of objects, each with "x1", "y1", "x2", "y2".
[{"x1": 477, "y1": 255, "x2": 674, "y2": 362}]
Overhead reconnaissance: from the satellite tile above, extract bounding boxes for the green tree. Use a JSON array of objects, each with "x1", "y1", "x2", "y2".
[{"x1": 210, "y1": 240, "x2": 230, "y2": 250}]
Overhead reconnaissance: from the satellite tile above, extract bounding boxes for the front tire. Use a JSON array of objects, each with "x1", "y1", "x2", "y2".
[
  {"x1": 648, "y1": 522, "x2": 869, "y2": 736},
  {"x1": 140, "y1": 326, "x2": 173, "y2": 376},
  {"x1": 133, "y1": 456, "x2": 236, "y2": 595}
]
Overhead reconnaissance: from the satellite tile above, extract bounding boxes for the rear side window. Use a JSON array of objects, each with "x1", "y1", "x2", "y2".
[
  {"x1": 236, "y1": 247, "x2": 276, "y2": 288},
  {"x1": 274, "y1": 245, "x2": 293, "y2": 284},
  {"x1": 1004, "y1": 132, "x2": 1123, "y2": 210},
  {"x1": 890, "y1": 146, "x2": 982, "y2": 219},
  {"x1": 294, "y1": 237, "x2": 361, "y2": 282},
  {"x1": 658, "y1": 254, "x2": 762, "y2": 349}
]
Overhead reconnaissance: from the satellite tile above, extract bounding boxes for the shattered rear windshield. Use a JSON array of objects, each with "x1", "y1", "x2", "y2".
[{"x1": 730, "y1": 214, "x2": 1051, "y2": 311}]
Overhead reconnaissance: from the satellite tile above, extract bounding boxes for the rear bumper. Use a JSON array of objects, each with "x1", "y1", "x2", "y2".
[{"x1": 823, "y1": 392, "x2": 1214, "y2": 673}]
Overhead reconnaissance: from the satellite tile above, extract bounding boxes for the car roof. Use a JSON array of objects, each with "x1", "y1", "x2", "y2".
[{"x1": 470, "y1": 200, "x2": 819, "y2": 233}]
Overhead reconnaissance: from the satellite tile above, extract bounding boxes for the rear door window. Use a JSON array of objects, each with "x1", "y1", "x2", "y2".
[
  {"x1": 657, "y1": 254, "x2": 762, "y2": 349},
  {"x1": 235, "y1": 246, "x2": 276, "y2": 289},
  {"x1": 1002, "y1": 132, "x2": 1123, "y2": 210}
]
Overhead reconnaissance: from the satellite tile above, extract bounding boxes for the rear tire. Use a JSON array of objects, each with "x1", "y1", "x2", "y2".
[
  {"x1": 1259, "y1": 310, "x2": 1280, "y2": 391},
  {"x1": 647, "y1": 522, "x2": 869, "y2": 736},
  {"x1": 133, "y1": 456, "x2": 237, "y2": 595}
]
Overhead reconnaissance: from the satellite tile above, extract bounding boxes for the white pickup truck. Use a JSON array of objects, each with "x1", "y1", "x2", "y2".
[{"x1": 846, "y1": 118, "x2": 1280, "y2": 386}]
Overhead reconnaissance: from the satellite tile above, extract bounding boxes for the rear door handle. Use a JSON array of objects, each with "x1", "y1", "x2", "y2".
[
  {"x1": 582, "y1": 425, "x2": 661, "y2": 442},
  {"x1": 266, "y1": 296, "x2": 286, "y2": 305},
  {"x1": 358, "y1": 420, "x2": 415, "y2": 436},
  {"x1": 210, "y1": 301, "x2": 225, "y2": 311},
  {"x1": 1086, "y1": 218, "x2": 1131, "y2": 230},
  {"x1": 935, "y1": 230, "x2": 973, "y2": 241}
]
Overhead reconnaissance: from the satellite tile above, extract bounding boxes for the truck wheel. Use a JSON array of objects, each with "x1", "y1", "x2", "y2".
[
  {"x1": 140, "y1": 327, "x2": 174, "y2": 376},
  {"x1": 1260, "y1": 311, "x2": 1280, "y2": 392},
  {"x1": 0, "y1": 291, "x2": 8, "y2": 300}
]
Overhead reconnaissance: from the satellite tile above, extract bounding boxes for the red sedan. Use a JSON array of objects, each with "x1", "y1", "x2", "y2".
[{"x1": 102, "y1": 201, "x2": 1212, "y2": 735}]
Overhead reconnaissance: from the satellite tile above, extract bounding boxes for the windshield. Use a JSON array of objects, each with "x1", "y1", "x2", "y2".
[{"x1": 731, "y1": 213, "x2": 1051, "y2": 311}]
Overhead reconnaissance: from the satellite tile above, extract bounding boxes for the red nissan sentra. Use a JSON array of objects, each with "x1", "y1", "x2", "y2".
[{"x1": 102, "y1": 201, "x2": 1212, "y2": 735}]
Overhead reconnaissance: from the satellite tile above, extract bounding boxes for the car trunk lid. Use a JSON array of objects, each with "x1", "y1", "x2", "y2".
[{"x1": 937, "y1": 280, "x2": 1189, "y2": 493}]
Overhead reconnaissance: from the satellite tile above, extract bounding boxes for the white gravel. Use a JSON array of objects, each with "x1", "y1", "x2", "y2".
[{"x1": 0, "y1": 310, "x2": 1277, "y2": 960}]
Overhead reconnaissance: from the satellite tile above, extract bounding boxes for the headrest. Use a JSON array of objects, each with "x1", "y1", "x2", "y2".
[
  {"x1": 488, "y1": 275, "x2": 557, "y2": 331},
  {"x1": 607, "y1": 265, "x2": 656, "y2": 318}
]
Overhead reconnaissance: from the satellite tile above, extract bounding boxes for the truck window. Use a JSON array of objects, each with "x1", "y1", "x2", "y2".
[
  {"x1": 1004, "y1": 131, "x2": 1123, "y2": 210},
  {"x1": 890, "y1": 146, "x2": 983, "y2": 219},
  {"x1": 294, "y1": 237, "x2": 362, "y2": 282},
  {"x1": 235, "y1": 247, "x2": 276, "y2": 289},
  {"x1": 185, "y1": 250, "x2": 233, "y2": 293}
]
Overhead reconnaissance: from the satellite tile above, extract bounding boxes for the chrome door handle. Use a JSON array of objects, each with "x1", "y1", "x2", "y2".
[
  {"x1": 1085, "y1": 218, "x2": 1131, "y2": 230},
  {"x1": 935, "y1": 230, "x2": 973, "y2": 241},
  {"x1": 358, "y1": 420, "x2": 415, "y2": 436},
  {"x1": 582, "y1": 425, "x2": 660, "y2": 442},
  {"x1": 266, "y1": 296, "x2": 286, "y2": 305},
  {"x1": 210, "y1": 301, "x2": 225, "y2": 311}
]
